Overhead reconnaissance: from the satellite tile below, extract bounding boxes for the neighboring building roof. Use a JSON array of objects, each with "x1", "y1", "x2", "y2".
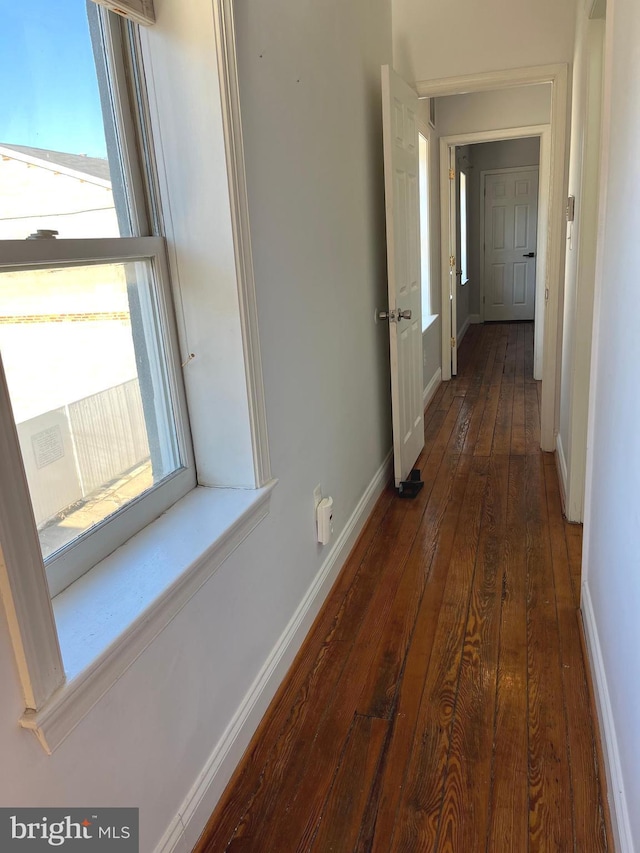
[{"x1": 0, "y1": 144, "x2": 111, "y2": 182}]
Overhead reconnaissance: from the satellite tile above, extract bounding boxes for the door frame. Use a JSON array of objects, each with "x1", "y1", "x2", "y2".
[
  {"x1": 417, "y1": 63, "x2": 569, "y2": 452},
  {"x1": 441, "y1": 127, "x2": 549, "y2": 382},
  {"x1": 480, "y1": 164, "x2": 541, "y2": 325}
]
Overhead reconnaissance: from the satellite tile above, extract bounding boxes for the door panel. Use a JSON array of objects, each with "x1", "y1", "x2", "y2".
[
  {"x1": 484, "y1": 168, "x2": 539, "y2": 322},
  {"x1": 381, "y1": 65, "x2": 424, "y2": 489}
]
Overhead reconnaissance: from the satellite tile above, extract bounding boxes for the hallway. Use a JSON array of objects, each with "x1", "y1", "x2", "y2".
[{"x1": 198, "y1": 322, "x2": 610, "y2": 852}]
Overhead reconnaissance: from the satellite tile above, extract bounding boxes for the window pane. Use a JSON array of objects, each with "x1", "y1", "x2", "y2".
[
  {"x1": 419, "y1": 133, "x2": 431, "y2": 328},
  {"x1": 0, "y1": 1, "x2": 130, "y2": 239},
  {"x1": 0, "y1": 261, "x2": 181, "y2": 561},
  {"x1": 460, "y1": 171, "x2": 468, "y2": 284}
]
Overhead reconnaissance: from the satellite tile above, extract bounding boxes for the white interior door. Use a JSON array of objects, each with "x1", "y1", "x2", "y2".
[
  {"x1": 381, "y1": 65, "x2": 424, "y2": 490},
  {"x1": 483, "y1": 168, "x2": 539, "y2": 322}
]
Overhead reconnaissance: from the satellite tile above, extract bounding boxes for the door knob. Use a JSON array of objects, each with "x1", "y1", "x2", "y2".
[
  {"x1": 377, "y1": 309, "x2": 396, "y2": 322},
  {"x1": 376, "y1": 308, "x2": 411, "y2": 322},
  {"x1": 522, "y1": 252, "x2": 535, "y2": 258}
]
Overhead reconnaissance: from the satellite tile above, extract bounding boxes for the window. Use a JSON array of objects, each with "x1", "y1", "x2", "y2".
[
  {"x1": 459, "y1": 170, "x2": 469, "y2": 285},
  {"x1": 0, "y1": 2, "x2": 194, "y2": 596},
  {"x1": 419, "y1": 132, "x2": 432, "y2": 328},
  {"x1": 0, "y1": 0, "x2": 271, "y2": 746}
]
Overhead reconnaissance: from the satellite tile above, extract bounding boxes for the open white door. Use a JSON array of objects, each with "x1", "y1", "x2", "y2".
[{"x1": 381, "y1": 65, "x2": 424, "y2": 493}]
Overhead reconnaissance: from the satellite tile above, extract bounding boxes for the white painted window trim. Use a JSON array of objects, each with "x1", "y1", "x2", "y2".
[
  {"x1": 212, "y1": 0, "x2": 271, "y2": 488},
  {"x1": 422, "y1": 313, "x2": 439, "y2": 331},
  {"x1": 0, "y1": 0, "x2": 272, "y2": 751},
  {"x1": 417, "y1": 63, "x2": 569, "y2": 452},
  {"x1": 20, "y1": 480, "x2": 276, "y2": 754},
  {"x1": 91, "y1": 0, "x2": 155, "y2": 28},
  {"x1": 0, "y1": 237, "x2": 196, "y2": 598},
  {"x1": 417, "y1": 118, "x2": 434, "y2": 332}
]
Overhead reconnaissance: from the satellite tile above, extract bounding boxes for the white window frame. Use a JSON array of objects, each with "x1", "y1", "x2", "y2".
[
  {"x1": 0, "y1": 6, "x2": 195, "y2": 596},
  {"x1": 419, "y1": 131, "x2": 432, "y2": 329},
  {"x1": 0, "y1": 0, "x2": 273, "y2": 751},
  {"x1": 459, "y1": 169, "x2": 469, "y2": 286},
  {"x1": 0, "y1": 238, "x2": 195, "y2": 597}
]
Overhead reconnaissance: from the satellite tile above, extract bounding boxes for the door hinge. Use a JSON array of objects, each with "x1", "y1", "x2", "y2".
[
  {"x1": 451, "y1": 336, "x2": 456, "y2": 348},
  {"x1": 449, "y1": 168, "x2": 455, "y2": 180},
  {"x1": 545, "y1": 287, "x2": 550, "y2": 301},
  {"x1": 449, "y1": 255, "x2": 456, "y2": 268}
]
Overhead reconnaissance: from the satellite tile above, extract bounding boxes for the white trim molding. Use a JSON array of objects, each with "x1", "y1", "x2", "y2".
[
  {"x1": 424, "y1": 64, "x2": 569, "y2": 452},
  {"x1": 91, "y1": 0, "x2": 155, "y2": 27},
  {"x1": 0, "y1": 358, "x2": 64, "y2": 711},
  {"x1": 212, "y1": 0, "x2": 272, "y2": 488},
  {"x1": 415, "y1": 63, "x2": 569, "y2": 99},
  {"x1": 581, "y1": 584, "x2": 634, "y2": 852},
  {"x1": 154, "y1": 451, "x2": 394, "y2": 853},
  {"x1": 555, "y1": 434, "x2": 568, "y2": 516},
  {"x1": 423, "y1": 367, "x2": 442, "y2": 410}
]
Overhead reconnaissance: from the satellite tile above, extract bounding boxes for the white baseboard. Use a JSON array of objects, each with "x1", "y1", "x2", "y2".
[
  {"x1": 555, "y1": 433, "x2": 568, "y2": 516},
  {"x1": 155, "y1": 450, "x2": 394, "y2": 853},
  {"x1": 581, "y1": 583, "x2": 633, "y2": 852},
  {"x1": 457, "y1": 313, "x2": 481, "y2": 345},
  {"x1": 423, "y1": 367, "x2": 442, "y2": 410}
]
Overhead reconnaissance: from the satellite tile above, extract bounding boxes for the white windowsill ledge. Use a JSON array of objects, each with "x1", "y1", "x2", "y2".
[
  {"x1": 422, "y1": 313, "x2": 439, "y2": 333},
  {"x1": 20, "y1": 481, "x2": 276, "y2": 754}
]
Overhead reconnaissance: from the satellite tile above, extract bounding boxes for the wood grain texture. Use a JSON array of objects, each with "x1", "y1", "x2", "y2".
[
  {"x1": 486, "y1": 455, "x2": 529, "y2": 852},
  {"x1": 310, "y1": 714, "x2": 389, "y2": 852},
  {"x1": 195, "y1": 323, "x2": 610, "y2": 853},
  {"x1": 436, "y1": 455, "x2": 509, "y2": 853},
  {"x1": 526, "y1": 452, "x2": 573, "y2": 852}
]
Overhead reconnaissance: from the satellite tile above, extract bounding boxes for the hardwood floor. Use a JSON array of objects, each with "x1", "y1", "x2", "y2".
[{"x1": 196, "y1": 322, "x2": 610, "y2": 852}]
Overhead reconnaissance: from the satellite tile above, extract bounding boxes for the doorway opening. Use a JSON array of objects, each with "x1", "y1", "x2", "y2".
[
  {"x1": 415, "y1": 66, "x2": 569, "y2": 452},
  {"x1": 440, "y1": 124, "x2": 550, "y2": 391},
  {"x1": 447, "y1": 136, "x2": 542, "y2": 351}
]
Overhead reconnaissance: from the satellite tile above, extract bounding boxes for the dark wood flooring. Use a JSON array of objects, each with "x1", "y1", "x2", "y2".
[{"x1": 196, "y1": 322, "x2": 610, "y2": 852}]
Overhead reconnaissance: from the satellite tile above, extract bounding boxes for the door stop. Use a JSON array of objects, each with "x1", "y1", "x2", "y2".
[{"x1": 398, "y1": 469, "x2": 424, "y2": 499}]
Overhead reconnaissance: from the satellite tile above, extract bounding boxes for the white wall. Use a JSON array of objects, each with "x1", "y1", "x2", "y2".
[
  {"x1": 436, "y1": 85, "x2": 551, "y2": 137},
  {"x1": 0, "y1": 2, "x2": 393, "y2": 851},
  {"x1": 583, "y1": 0, "x2": 640, "y2": 846},
  {"x1": 471, "y1": 136, "x2": 541, "y2": 172},
  {"x1": 558, "y1": 4, "x2": 605, "y2": 522},
  {"x1": 392, "y1": 0, "x2": 577, "y2": 83}
]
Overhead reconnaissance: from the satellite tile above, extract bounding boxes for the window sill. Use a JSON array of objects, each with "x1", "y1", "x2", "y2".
[
  {"x1": 422, "y1": 313, "x2": 439, "y2": 333},
  {"x1": 20, "y1": 481, "x2": 276, "y2": 754}
]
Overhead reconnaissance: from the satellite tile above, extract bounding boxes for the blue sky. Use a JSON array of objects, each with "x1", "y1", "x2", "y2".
[{"x1": 0, "y1": 0, "x2": 108, "y2": 157}]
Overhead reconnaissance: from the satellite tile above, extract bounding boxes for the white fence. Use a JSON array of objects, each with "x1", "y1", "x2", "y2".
[{"x1": 17, "y1": 378, "x2": 150, "y2": 527}]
